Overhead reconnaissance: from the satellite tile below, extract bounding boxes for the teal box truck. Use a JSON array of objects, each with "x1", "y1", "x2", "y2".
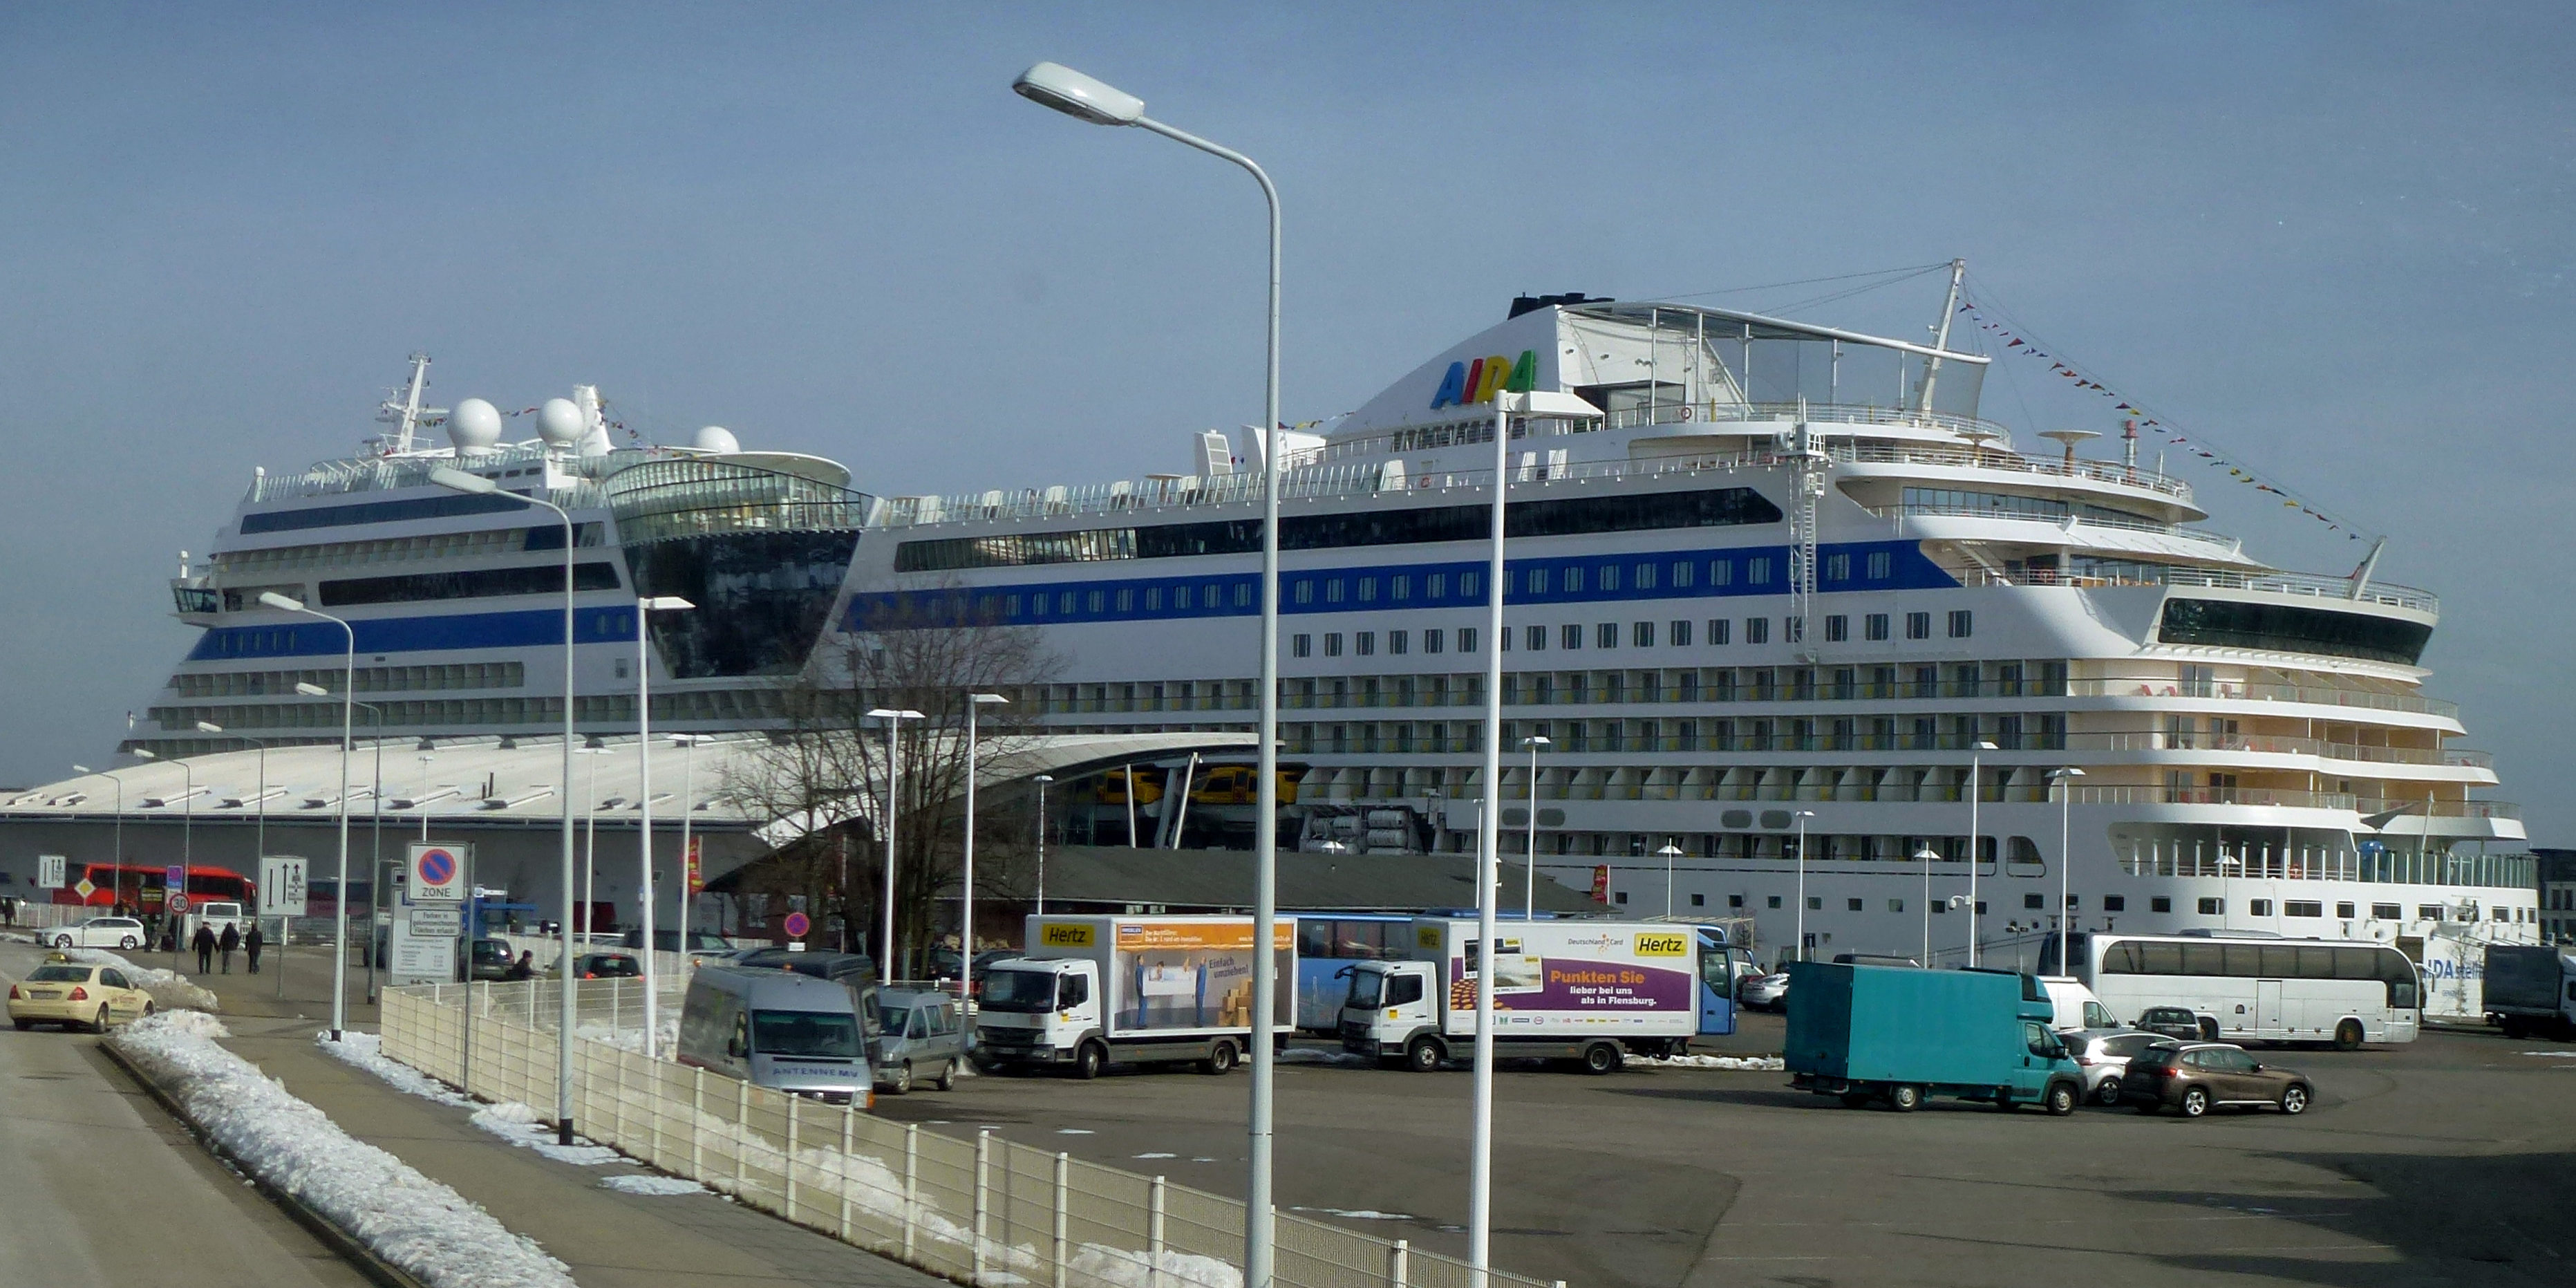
[{"x1": 1785, "y1": 963, "x2": 2085, "y2": 1114}]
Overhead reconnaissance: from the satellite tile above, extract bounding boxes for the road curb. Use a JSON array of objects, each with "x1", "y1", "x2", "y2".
[{"x1": 102, "y1": 1037, "x2": 432, "y2": 1288}]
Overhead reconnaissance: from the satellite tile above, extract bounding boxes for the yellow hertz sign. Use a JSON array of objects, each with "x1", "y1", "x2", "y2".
[
  {"x1": 1037, "y1": 922, "x2": 1096, "y2": 949},
  {"x1": 1633, "y1": 932, "x2": 1691, "y2": 958}
]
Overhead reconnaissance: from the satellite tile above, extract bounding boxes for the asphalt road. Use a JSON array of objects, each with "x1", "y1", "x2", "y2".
[
  {"x1": 0, "y1": 940, "x2": 370, "y2": 1288},
  {"x1": 872, "y1": 1017, "x2": 2576, "y2": 1288}
]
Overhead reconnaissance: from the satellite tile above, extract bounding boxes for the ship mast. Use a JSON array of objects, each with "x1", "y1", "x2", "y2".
[
  {"x1": 1914, "y1": 259, "x2": 1967, "y2": 417},
  {"x1": 377, "y1": 353, "x2": 434, "y2": 453}
]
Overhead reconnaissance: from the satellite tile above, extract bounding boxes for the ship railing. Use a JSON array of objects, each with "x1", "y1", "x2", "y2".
[
  {"x1": 2060, "y1": 731, "x2": 2488, "y2": 767},
  {"x1": 1949, "y1": 559, "x2": 2438, "y2": 614},
  {"x1": 2063, "y1": 678, "x2": 2459, "y2": 718},
  {"x1": 1868, "y1": 503, "x2": 2242, "y2": 553}
]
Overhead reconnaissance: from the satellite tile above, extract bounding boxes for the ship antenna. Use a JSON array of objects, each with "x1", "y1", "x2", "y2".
[
  {"x1": 1914, "y1": 258, "x2": 1967, "y2": 418},
  {"x1": 377, "y1": 353, "x2": 434, "y2": 453}
]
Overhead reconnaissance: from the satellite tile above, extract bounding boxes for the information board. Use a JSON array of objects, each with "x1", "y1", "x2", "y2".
[
  {"x1": 35, "y1": 855, "x2": 64, "y2": 890},
  {"x1": 258, "y1": 857, "x2": 310, "y2": 918}
]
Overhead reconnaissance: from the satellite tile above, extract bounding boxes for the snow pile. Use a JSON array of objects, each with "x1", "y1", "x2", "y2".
[
  {"x1": 471, "y1": 1103, "x2": 623, "y2": 1165},
  {"x1": 600, "y1": 1173, "x2": 708, "y2": 1196},
  {"x1": 62, "y1": 948, "x2": 220, "y2": 1012},
  {"x1": 575, "y1": 1018, "x2": 679, "y2": 1057},
  {"x1": 315, "y1": 1030, "x2": 471, "y2": 1106},
  {"x1": 1638, "y1": 1052, "x2": 1785, "y2": 1071},
  {"x1": 1290, "y1": 1206, "x2": 1412, "y2": 1220},
  {"x1": 107, "y1": 1013, "x2": 574, "y2": 1288}
]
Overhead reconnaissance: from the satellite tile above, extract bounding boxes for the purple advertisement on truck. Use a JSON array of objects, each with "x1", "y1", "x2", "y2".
[{"x1": 1422, "y1": 920, "x2": 1699, "y2": 1034}]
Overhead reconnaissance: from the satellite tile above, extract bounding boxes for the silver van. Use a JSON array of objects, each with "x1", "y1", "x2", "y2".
[
  {"x1": 677, "y1": 967, "x2": 877, "y2": 1107},
  {"x1": 874, "y1": 987, "x2": 968, "y2": 1094}
]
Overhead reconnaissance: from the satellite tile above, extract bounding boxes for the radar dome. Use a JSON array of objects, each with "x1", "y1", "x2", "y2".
[
  {"x1": 692, "y1": 425, "x2": 740, "y2": 454},
  {"x1": 449, "y1": 398, "x2": 505, "y2": 454},
  {"x1": 535, "y1": 398, "x2": 585, "y2": 447}
]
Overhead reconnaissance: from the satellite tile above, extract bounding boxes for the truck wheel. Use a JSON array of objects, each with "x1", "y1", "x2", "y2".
[
  {"x1": 937, "y1": 1060, "x2": 959, "y2": 1092},
  {"x1": 890, "y1": 1062, "x2": 913, "y2": 1095},
  {"x1": 2044, "y1": 1081, "x2": 2078, "y2": 1117},
  {"x1": 2180, "y1": 1087, "x2": 2209, "y2": 1119},
  {"x1": 1887, "y1": 1084, "x2": 1922, "y2": 1112},
  {"x1": 2499, "y1": 1016, "x2": 2528, "y2": 1040},
  {"x1": 1072, "y1": 1042, "x2": 1107, "y2": 1081},
  {"x1": 1404, "y1": 1038, "x2": 1445, "y2": 1072},
  {"x1": 1581, "y1": 1043, "x2": 1624, "y2": 1075},
  {"x1": 1199, "y1": 1040, "x2": 1239, "y2": 1075},
  {"x1": 2333, "y1": 1020, "x2": 2363, "y2": 1052}
]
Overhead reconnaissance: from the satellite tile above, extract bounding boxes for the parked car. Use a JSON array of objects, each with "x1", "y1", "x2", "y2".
[
  {"x1": 1739, "y1": 971, "x2": 1790, "y2": 1011},
  {"x1": 2121, "y1": 1042, "x2": 2313, "y2": 1118},
  {"x1": 621, "y1": 927, "x2": 736, "y2": 954},
  {"x1": 2134, "y1": 1006, "x2": 2206, "y2": 1041},
  {"x1": 10, "y1": 959, "x2": 155, "y2": 1031},
  {"x1": 923, "y1": 948, "x2": 1016, "y2": 994},
  {"x1": 2064, "y1": 1029, "x2": 2174, "y2": 1105},
  {"x1": 460, "y1": 937, "x2": 514, "y2": 982},
  {"x1": 874, "y1": 987, "x2": 968, "y2": 1094},
  {"x1": 48, "y1": 917, "x2": 145, "y2": 950},
  {"x1": 557, "y1": 952, "x2": 644, "y2": 980}
]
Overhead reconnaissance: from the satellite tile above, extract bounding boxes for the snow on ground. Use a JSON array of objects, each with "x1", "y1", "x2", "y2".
[
  {"x1": 1639, "y1": 1053, "x2": 1785, "y2": 1071},
  {"x1": 471, "y1": 1102, "x2": 624, "y2": 1165},
  {"x1": 315, "y1": 1029, "x2": 471, "y2": 1106},
  {"x1": 1290, "y1": 1206, "x2": 1412, "y2": 1220},
  {"x1": 601, "y1": 1174, "x2": 709, "y2": 1196},
  {"x1": 59, "y1": 947, "x2": 220, "y2": 1012},
  {"x1": 108, "y1": 1013, "x2": 574, "y2": 1288}
]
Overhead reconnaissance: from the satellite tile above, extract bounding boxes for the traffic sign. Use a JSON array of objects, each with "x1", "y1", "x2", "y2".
[
  {"x1": 258, "y1": 857, "x2": 310, "y2": 918},
  {"x1": 35, "y1": 855, "x2": 64, "y2": 890},
  {"x1": 782, "y1": 911, "x2": 811, "y2": 939},
  {"x1": 408, "y1": 843, "x2": 469, "y2": 903},
  {"x1": 72, "y1": 878, "x2": 95, "y2": 901},
  {"x1": 168, "y1": 893, "x2": 190, "y2": 913},
  {"x1": 165, "y1": 864, "x2": 185, "y2": 891}
]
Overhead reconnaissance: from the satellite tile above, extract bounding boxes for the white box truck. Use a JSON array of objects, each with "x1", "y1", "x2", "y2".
[
  {"x1": 1339, "y1": 918, "x2": 1702, "y2": 1074},
  {"x1": 973, "y1": 915, "x2": 1295, "y2": 1079}
]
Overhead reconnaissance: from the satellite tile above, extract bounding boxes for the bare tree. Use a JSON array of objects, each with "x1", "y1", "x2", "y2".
[{"x1": 724, "y1": 590, "x2": 1059, "y2": 976}]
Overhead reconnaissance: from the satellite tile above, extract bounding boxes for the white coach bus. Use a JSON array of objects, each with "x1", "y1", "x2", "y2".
[{"x1": 2048, "y1": 932, "x2": 2422, "y2": 1049}]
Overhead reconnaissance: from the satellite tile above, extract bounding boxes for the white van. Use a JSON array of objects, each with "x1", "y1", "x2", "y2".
[
  {"x1": 2039, "y1": 976, "x2": 2114, "y2": 1032},
  {"x1": 677, "y1": 967, "x2": 876, "y2": 1107}
]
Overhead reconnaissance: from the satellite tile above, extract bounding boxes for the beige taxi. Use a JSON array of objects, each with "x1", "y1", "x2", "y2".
[{"x1": 8, "y1": 958, "x2": 156, "y2": 1032}]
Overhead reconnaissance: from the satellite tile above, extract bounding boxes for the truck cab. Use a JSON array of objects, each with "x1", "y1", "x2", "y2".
[
  {"x1": 1339, "y1": 960, "x2": 1442, "y2": 1070},
  {"x1": 972, "y1": 958, "x2": 1102, "y2": 1073}
]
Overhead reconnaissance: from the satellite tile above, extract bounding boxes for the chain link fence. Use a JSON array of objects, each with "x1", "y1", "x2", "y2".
[{"x1": 382, "y1": 981, "x2": 1561, "y2": 1288}]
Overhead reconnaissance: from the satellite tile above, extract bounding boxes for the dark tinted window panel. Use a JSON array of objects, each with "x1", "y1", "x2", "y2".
[
  {"x1": 628, "y1": 530, "x2": 862, "y2": 678},
  {"x1": 240, "y1": 492, "x2": 536, "y2": 534},
  {"x1": 321, "y1": 561, "x2": 621, "y2": 608},
  {"x1": 2158, "y1": 597, "x2": 2431, "y2": 665}
]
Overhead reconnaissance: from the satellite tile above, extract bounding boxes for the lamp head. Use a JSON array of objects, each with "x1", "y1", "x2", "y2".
[
  {"x1": 1912, "y1": 846, "x2": 1938, "y2": 861},
  {"x1": 1013, "y1": 62, "x2": 1145, "y2": 126},
  {"x1": 970, "y1": 692, "x2": 1009, "y2": 705},
  {"x1": 1973, "y1": 740, "x2": 1999, "y2": 751},
  {"x1": 639, "y1": 596, "x2": 696, "y2": 612},
  {"x1": 132, "y1": 748, "x2": 157, "y2": 760},
  {"x1": 428, "y1": 465, "x2": 500, "y2": 496},
  {"x1": 295, "y1": 682, "x2": 328, "y2": 697},
  {"x1": 2048, "y1": 766, "x2": 2087, "y2": 781},
  {"x1": 258, "y1": 590, "x2": 308, "y2": 613},
  {"x1": 73, "y1": 764, "x2": 91, "y2": 774},
  {"x1": 195, "y1": 721, "x2": 223, "y2": 734},
  {"x1": 1034, "y1": 774, "x2": 1054, "y2": 783},
  {"x1": 1520, "y1": 735, "x2": 1552, "y2": 749}
]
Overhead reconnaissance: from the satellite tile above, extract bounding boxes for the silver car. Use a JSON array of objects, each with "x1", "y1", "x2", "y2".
[
  {"x1": 2065, "y1": 1028, "x2": 2174, "y2": 1105},
  {"x1": 1739, "y1": 971, "x2": 1790, "y2": 1011}
]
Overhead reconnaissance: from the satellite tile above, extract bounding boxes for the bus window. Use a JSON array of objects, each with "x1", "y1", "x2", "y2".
[
  {"x1": 2259, "y1": 945, "x2": 2297, "y2": 978},
  {"x1": 2181, "y1": 944, "x2": 2224, "y2": 976},
  {"x1": 1297, "y1": 920, "x2": 1333, "y2": 960},
  {"x1": 2295, "y1": 946, "x2": 2337, "y2": 978},
  {"x1": 2136, "y1": 942, "x2": 2181, "y2": 975},
  {"x1": 2221, "y1": 944, "x2": 2262, "y2": 976}
]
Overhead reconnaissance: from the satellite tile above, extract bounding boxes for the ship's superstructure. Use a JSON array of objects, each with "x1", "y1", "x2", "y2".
[{"x1": 136, "y1": 294, "x2": 2539, "y2": 1007}]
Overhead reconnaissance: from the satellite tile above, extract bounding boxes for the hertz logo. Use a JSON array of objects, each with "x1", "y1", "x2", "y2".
[
  {"x1": 1633, "y1": 933, "x2": 1689, "y2": 958},
  {"x1": 1038, "y1": 924, "x2": 1095, "y2": 948}
]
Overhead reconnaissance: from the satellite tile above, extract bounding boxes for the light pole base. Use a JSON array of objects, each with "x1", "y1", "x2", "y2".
[{"x1": 557, "y1": 1121, "x2": 575, "y2": 1146}]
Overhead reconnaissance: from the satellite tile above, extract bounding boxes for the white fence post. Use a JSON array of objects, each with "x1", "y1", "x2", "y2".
[
  {"x1": 690, "y1": 1067, "x2": 706, "y2": 1179},
  {"x1": 1149, "y1": 1175, "x2": 1167, "y2": 1288},
  {"x1": 838, "y1": 1104, "x2": 856, "y2": 1240},
  {"x1": 973, "y1": 1129, "x2": 991, "y2": 1287},
  {"x1": 733, "y1": 1079, "x2": 749, "y2": 1197},
  {"x1": 1052, "y1": 1152, "x2": 1069, "y2": 1288},
  {"x1": 1391, "y1": 1239, "x2": 1409, "y2": 1288},
  {"x1": 903, "y1": 1123, "x2": 919, "y2": 1262},
  {"x1": 786, "y1": 1093, "x2": 803, "y2": 1222}
]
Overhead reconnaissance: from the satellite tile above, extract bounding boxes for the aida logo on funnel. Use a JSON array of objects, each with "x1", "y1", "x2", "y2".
[{"x1": 1429, "y1": 349, "x2": 1537, "y2": 409}]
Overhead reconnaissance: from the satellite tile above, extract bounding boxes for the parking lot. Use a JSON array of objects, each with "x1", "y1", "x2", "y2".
[{"x1": 873, "y1": 1018, "x2": 2576, "y2": 1288}]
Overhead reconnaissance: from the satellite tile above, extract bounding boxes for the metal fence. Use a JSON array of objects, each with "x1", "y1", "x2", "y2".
[{"x1": 380, "y1": 982, "x2": 1557, "y2": 1288}]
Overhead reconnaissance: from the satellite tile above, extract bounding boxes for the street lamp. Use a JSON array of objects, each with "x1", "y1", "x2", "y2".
[
  {"x1": 1032, "y1": 774, "x2": 1054, "y2": 915},
  {"x1": 1964, "y1": 740, "x2": 1998, "y2": 967},
  {"x1": 634, "y1": 595, "x2": 695, "y2": 1058},
  {"x1": 1791, "y1": 811, "x2": 1817, "y2": 962},
  {"x1": 430, "y1": 463, "x2": 583, "y2": 1144},
  {"x1": 672, "y1": 734, "x2": 714, "y2": 962},
  {"x1": 2047, "y1": 767, "x2": 2086, "y2": 974},
  {"x1": 867, "y1": 709, "x2": 923, "y2": 976},
  {"x1": 576, "y1": 743, "x2": 612, "y2": 934},
  {"x1": 132, "y1": 744, "x2": 203, "y2": 968},
  {"x1": 1657, "y1": 844, "x2": 1685, "y2": 919},
  {"x1": 1915, "y1": 843, "x2": 1940, "y2": 964},
  {"x1": 256, "y1": 593, "x2": 357, "y2": 1038},
  {"x1": 1014, "y1": 62, "x2": 1288, "y2": 1288},
  {"x1": 1518, "y1": 736, "x2": 1550, "y2": 920},
  {"x1": 960, "y1": 692, "x2": 1008, "y2": 987},
  {"x1": 339, "y1": 696, "x2": 388, "y2": 1007},
  {"x1": 69, "y1": 763, "x2": 123, "y2": 892}
]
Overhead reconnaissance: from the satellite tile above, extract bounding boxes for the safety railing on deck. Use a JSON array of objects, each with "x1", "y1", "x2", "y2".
[{"x1": 381, "y1": 982, "x2": 1558, "y2": 1288}]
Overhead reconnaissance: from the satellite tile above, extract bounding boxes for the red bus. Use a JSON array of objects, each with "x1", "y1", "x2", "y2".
[{"x1": 57, "y1": 863, "x2": 256, "y2": 911}]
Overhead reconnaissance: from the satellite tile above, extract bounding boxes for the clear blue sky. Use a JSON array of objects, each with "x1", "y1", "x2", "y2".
[{"x1": 1, "y1": 4, "x2": 2568, "y2": 842}]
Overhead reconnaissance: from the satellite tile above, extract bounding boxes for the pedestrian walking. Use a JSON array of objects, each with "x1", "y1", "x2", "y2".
[
  {"x1": 218, "y1": 923, "x2": 241, "y2": 973},
  {"x1": 504, "y1": 951, "x2": 536, "y2": 981},
  {"x1": 191, "y1": 923, "x2": 217, "y2": 974},
  {"x1": 245, "y1": 922, "x2": 265, "y2": 974}
]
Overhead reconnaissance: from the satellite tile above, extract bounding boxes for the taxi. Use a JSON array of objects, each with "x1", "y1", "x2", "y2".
[{"x1": 9, "y1": 956, "x2": 156, "y2": 1032}]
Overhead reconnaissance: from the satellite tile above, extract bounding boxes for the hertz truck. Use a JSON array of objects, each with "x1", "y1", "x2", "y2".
[
  {"x1": 974, "y1": 915, "x2": 1295, "y2": 1079},
  {"x1": 1337, "y1": 918, "x2": 1703, "y2": 1074}
]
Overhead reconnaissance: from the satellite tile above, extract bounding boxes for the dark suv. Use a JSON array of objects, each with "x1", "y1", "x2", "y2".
[
  {"x1": 2121, "y1": 1042, "x2": 2313, "y2": 1118},
  {"x1": 2134, "y1": 1006, "x2": 2206, "y2": 1041}
]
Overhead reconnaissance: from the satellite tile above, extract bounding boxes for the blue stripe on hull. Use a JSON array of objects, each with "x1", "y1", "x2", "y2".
[{"x1": 185, "y1": 606, "x2": 641, "y2": 662}]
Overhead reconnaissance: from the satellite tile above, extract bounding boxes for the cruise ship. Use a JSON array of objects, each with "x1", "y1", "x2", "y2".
[{"x1": 138, "y1": 284, "x2": 2538, "y2": 1010}]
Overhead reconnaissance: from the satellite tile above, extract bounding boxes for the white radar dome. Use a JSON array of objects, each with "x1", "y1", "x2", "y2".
[
  {"x1": 692, "y1": 425, "x2": 740, "y2": 454},
  {"x1": 535, "y1": 398, "x2": 586, "y2": 447},
  {"x1": 449, "y1": 398, "x2": 504, "y2": 454}
]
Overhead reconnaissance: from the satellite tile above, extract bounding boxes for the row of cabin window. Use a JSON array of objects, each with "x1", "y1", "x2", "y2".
[{"x1": 1290, "y1": 612, "x2": 1972, "y2": 660}]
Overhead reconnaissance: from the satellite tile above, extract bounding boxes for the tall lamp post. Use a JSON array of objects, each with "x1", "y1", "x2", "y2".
[
  {"x1": 867, "y1": 709, "x2": 923, "y2": 975},
  {"x1": 634, "y1": 595, "x2": 695, "y2": 1058},
  {"x1": 1012, "y1": 62, "x2": 1288, "y2": 1288},
  {"x1": 1964, "y1": 739, "x2": 1999, "y2": 967},
  {"x1": 1791, "y1": 810, "x2": 1816, "y2": 962},
  {"x1": 672, "y1": 734, "x2": 713, "y2": 960},
  {"x1": 1518, "y1": 736, "x2": 1550, "y2": 919},
  {"x1": 68, "y1": 763, "x2": 124, "y2": 890},
  {"x1": 128, "y1": 747, "x2": 193, "y2": 964},
  {"x1": 959, "y1": 693, "x2": 1008, "y2": 983},
  {"x1": 1032, "y1": 774, "x2": 1054, "y2": 915},
  {"x1": 2048, "y1": 767, "x2": 2085, "y2": 973},
  {"x1": 429, "y1": 461, "x2": 583, "y2": 1144},
  {"x1": 256, "y1": 592, "x2": 357, "y2": 1040},
  {"x1": 1915, "y1": 844, "x2": 1939, "y2": 965},
  {"x1": 1658, "y1": 844, "x2": 1685, "y2": 919}
]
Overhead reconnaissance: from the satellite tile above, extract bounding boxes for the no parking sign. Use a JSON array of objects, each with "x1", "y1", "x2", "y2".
[{"x1": 408, "y1": 843, "x2": 469, "y2": 904}]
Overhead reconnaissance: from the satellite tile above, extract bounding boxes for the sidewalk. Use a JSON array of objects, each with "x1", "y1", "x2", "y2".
[{"x1": 195, "y1": 946, "x2": 947, "y2": 1288}]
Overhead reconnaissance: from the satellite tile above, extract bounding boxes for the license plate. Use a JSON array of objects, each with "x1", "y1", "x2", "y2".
[{"x1": 28, "y1": 991, "x2": 59, "y2": 1000}]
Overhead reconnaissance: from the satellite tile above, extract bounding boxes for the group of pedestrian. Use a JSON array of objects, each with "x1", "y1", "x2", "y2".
[{"x1": 187, "y1": 921, "x2": 264, "y2": 974}]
